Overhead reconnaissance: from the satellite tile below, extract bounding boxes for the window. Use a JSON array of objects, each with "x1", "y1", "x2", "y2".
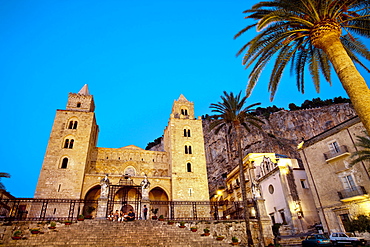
[
  {"x1": 301, "y1": 179, "x2": 308, "y2": 189},
  {"x1": 69, "y1": 139, "x2": 74, "y2": 149},
  {"x1": 64, "y1": 139, "x2": 74, "y2": 149},
  {"x1": 77, "y1": 102, "x2": 81, "y2": 108},
  {"x1": 64, "y1": 139, "x2": 69, "y2": 148},
  {"x1": 279, "y1": 210, "x2": 287, "y2": 224},
  {"x1": 268, "y1": 184, "x2": 274, "y2": 194},
  {"x1": 61, "y1": 158, "x2": 68, "y2": 169},
  {"x1": 329, "y1": 141, "x2": 340, "y2": 153},
  {"x1": 68, "y1": 120, "x2": 78, "y2": 129},
  {"x1": 187, "y1": 163, "x2": 192, "y2": 172},
  {"x1": 184, "y1": 129, "x2": 191, "y2": 137},
  {"x1": 185, "y1": 145, "x2": 192, "y2": 154},
  {"x1": 181, "y1": 109, "x2": 188, "y2": 115},
  {"x1": 342, "y1": 175, "x2": 356, "y2": 191}
]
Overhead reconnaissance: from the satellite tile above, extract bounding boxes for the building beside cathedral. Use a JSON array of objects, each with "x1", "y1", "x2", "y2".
[
  {"x1": 34, "y1": 85, "x2": 210, "y2": 219},
  {"x1": 299, "y1": 116, "x2": 370, "y2": 234}
]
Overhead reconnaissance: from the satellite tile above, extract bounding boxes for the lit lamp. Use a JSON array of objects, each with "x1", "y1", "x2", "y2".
[{"x1": 217, "y1": 190, "x2": 223, "y2": 196}]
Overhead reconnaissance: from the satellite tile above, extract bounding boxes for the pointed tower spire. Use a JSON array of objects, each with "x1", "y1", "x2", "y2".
[
  {"x1": 177, "y1": 94, "x2": 188, "y2": 102},
  {"x1": 66, "y1": 84, "x2": 95, "y2": 112},
  {"x1": 78, "y1": 84, "x2": 90, "y2": 95}
]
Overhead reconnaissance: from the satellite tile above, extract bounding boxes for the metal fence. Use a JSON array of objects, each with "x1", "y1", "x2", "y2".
[{"x1": 0, "y1": 198, "x2": 250, "y2": 222}]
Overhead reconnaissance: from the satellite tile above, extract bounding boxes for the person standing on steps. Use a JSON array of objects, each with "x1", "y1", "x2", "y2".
[{"x1": 143, "y1": 205, "x2": 148, "y2": 220}]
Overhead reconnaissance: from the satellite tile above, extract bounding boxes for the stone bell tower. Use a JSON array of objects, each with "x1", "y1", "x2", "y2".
[
  {"x1": 34, "y1": 85, "x2": 99, "y2": 199},
  {"x1": 164, "y1": 95, "x2": 209, "y2": 201}
]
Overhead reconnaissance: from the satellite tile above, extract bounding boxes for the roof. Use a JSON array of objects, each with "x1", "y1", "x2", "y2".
[{"x1": 78, "y1": 84, "x2": 90, "y2": 95}]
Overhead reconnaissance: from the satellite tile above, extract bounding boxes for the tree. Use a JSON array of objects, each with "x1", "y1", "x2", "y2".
[
  {"x1": 234, "y1": 0, "x2": 370, "y2": 134},
  {"x1": 350, "y1": 134, "x2": 370, "y2": 166},
  {"x1": 344, "y1": 214, "x2": 370, "y2": 232},
  {"x1": 209, "y1": 91, "x2": 264, "y2": 246},
  {"x1": 0, "y1": 172, "x2": 10, "y2": 190}
]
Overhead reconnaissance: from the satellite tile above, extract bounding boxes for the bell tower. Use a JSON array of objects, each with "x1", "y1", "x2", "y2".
[
  {"x1": 164, "y1": 95, "x2": 209, "y2": 201},
  {"x1": 34, "y1": 84, "x2": 99, "y2": 199}
]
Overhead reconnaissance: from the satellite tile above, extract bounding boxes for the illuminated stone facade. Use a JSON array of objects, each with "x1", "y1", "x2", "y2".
[
  {"x1": 34, "y1": 85, "x2": 209, "y2": 217},
  {"x1": 219, "y1": 153, "x2": 319, "y2": 238},
  {"x1": 299, "y1": 116, "x2": 370, "y2": 233}
]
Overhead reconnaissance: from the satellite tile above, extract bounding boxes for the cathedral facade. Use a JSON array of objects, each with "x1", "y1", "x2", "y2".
[{"x1": 34, "y1": 85, "x2": 210, "y2": 218}]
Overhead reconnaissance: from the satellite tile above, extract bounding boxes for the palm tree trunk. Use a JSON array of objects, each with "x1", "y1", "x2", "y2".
[
  {"x1": 320, "y1": 37, "x2": 370, "y2": 134},
  {"x1": 235, "y1": 125, "x2": 254, "y2": 246}
]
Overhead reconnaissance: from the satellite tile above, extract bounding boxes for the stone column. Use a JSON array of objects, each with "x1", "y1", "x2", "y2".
[
  {"x1": 256, "y1": 197, "x2": 274, "y2": 246},
  {"x1": 96, "y1": 198, "x2": 108, "y2": 219},
  {"x1": 96, "y1": 174, "x2": 110, "y2": 219}
]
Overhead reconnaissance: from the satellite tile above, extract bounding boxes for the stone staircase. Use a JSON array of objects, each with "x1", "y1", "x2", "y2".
[{"x1": 1, "y1": 220, "x2": 232, "y2": 246}]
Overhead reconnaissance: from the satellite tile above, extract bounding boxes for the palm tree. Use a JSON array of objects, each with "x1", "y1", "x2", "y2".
[
  {"x1": 209, "y1": 91, "x2": 264, "y2": 247},
  {"x1": 350, "y1": 134, "x2": 370, "y2": 166},
  {"x1": 0, "y1": 172, "x2": 10, "y2": 190},
  {"x1": 234, "y1": 0, "x2": 370, "y2": 134}
]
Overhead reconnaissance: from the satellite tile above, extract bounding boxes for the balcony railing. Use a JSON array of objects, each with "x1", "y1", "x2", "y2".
[
  {"x1": 324, "y1": 145, "x2": 349, "y2": 161},
  {"x1": 338, "y1": 186, "x2": 367, "y2": 200}
]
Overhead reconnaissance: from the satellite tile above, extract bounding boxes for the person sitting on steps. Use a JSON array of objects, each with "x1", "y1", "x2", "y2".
[
  {"x1": 113, "y1": 210, "x2": 119, "y2": 221},
  {"x1": 124, "y1": 209, "x2": 135, "y2": 221}
]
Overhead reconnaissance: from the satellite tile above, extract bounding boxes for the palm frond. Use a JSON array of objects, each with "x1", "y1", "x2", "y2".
[{"x1": 235, "y1": 0, "x2": 370, "y2": 101}]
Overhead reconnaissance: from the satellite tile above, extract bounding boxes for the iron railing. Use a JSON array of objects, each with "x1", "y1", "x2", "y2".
[
  {"x1": 338, "y1": 186, "x2": 367, "y2": 200},
  {"x1": 0, "y1": 198, "x2": 256, "y2": 222},
  {"x1": 323, "y1": 145, "x2": 349, "y2": 160}
]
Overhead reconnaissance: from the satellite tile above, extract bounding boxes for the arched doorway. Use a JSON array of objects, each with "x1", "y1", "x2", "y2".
[
  {"x1": 83, "y1": 185, "x2": 100, "y2": 218},
  {"x1": 149, "y1": 187, "x2": 169, "y2": 219},
  {"x1": 113, "y1": 187, "x2": 141, "y2": 214},
  {"x1": 106, "y1": 177, "x2": 142, "y2": 218}
]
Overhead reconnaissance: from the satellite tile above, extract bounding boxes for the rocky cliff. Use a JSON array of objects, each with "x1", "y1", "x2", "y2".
[{"x1": 203, "y1": 103, "x2": 357, "y2": 195}]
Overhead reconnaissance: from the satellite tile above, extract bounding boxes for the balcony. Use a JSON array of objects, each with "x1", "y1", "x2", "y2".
[
  {"x1": 338, "y1": 186, "x2": 368, "y2": 202},
  {"x1": 324, "y1": 145, "x2": 350, "y2": 162}
]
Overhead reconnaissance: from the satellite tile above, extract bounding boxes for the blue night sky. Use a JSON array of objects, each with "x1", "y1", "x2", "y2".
[{"x1": 1, "y1": 0, "x2": 369, "y2": 198}]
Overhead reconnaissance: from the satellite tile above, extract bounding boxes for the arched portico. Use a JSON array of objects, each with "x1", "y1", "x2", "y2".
[
  {"x1": 83, "y1": 185, "x2": 100, "y2": 218},
  {"x1": 149, "y1": 187, "x2": 169, "y2": 219}
]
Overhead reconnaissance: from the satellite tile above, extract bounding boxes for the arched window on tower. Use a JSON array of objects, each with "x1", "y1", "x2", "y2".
[
  {"x1": 61, "y1": 158, "x2": 68, "y2": 169},
  {"x1": 64, "y1": 139, "x2": 74, "y2": 149},
  {"x1": 77, "y1": 102, "x2": 81, "y2": 108},
  {"x1": 68, "y1": 120, "x2": 78, "y2": 129},
  {"x1": 69, "y1": 139, "x2": 74, "y2": 149},
  {"x1": 185, "y1": 145, "x2": 192, "y2": 154},
  {"x1": 181, "y1": 108, "x2": 188, "y2": 116},
  {"x1": 187, "y1": 163, "x2": 192, "y2": 172},
  {"x1": 64, "y1": 139, "x2": 69, "y2": 148},
  {"x1": 184, "y1": 129, "x2": 191, "y2": 137}
]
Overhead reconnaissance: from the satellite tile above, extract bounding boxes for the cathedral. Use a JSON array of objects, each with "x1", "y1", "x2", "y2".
[{"x1": 34, "y1": 85, "x2": 210, "y2": 218}]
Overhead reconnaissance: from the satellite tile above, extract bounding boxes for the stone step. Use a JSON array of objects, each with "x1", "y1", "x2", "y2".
[{"x1": 1, "y1": 220, "x2": 231, "y2": 246}]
